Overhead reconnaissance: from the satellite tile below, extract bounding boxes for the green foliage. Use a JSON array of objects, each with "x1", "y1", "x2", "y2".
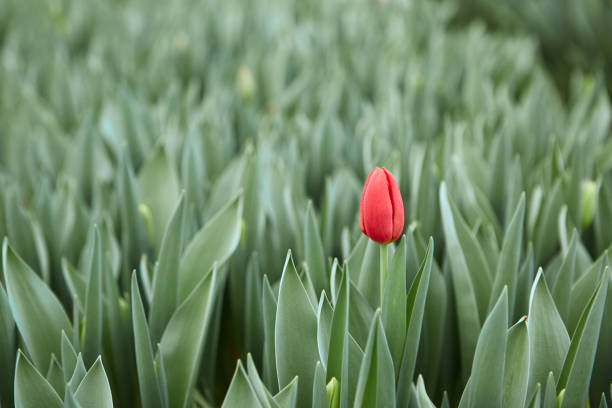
[{"x1": 1, "y1": 0, "x2": 611, "y2": 406}]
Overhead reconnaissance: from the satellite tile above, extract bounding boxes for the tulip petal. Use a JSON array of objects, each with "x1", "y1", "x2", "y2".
[
  {"x1": 359, "y1": 168, "x2": 378, "y2": 234},
  {"x1": 383, "y1": 168, "x2": 404, "y2": 241},
  {"x1": 362, "y1": 168, "x2": 393, "y2": 243}
]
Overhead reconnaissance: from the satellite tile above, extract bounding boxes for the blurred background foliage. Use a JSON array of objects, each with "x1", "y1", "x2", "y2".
[
  {"x1": 0, "y1": 0, "x2": 611, "y2": 406},
  {"x1": 454, "y1": 0, "x2": 612, "y2": 100}
]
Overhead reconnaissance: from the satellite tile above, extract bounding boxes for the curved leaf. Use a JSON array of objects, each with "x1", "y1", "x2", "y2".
[
  {"x1": 178, "y1": 193, "x2": 242, "y2": 301},
  {"x1": 275, "y1": 252, "x2": 319, "y2": 408},
  {"x1": 2, "y1": 240, "x2": 72, "y2": 373},
  {"x1": 14, "y1": 351, "x2": 63, "y2": 408}
]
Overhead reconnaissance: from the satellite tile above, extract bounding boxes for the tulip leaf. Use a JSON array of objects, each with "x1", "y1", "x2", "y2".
[
  {"x1": 490, "y1": 194, "x2": 525, "y2": 314},
  {"x1": 316, "y1": 292, "x2": 333, "y2": 370},
  {"x1": 61, "y1": 259, "x2": 86, "y2": 313},
  {"x1": 82, "y1": 228, "x2": 103, "y2": 366},
  {"x1": 63, "y1": 389, "x2": 81, "y2": 408},
  {"x1": 68, "y1": 354, "x2": 87, "y2": 393},
  {"x1": 275, "y1": 252, "x2": 319, "y2": 408},
  {"x1": 382, "y1": 235, "x2": 407, "y2": 375},
  {"x1": 558, "y1": 269, "x2": 609, "y2": 408},
  {"x1": 149, "y1": 193, "x2": 186, "y2": 343},
  {"x1": 246, "y1": 353, "x2": 278, "y2": 408},
  {"x1": 222, "y1": 362, "x2": 263, "y2": 408},
  {"x1": 444, "y1": 185, "x2": 492, "y2": 320},
  {"x1": 178, "y1": 192, "x2": 242, "y2": 301},
  {"x1": 2, "y1": 240, "x2": 72, "y2": 373},
  {"x1": 137, "y1": 144, "x2": 181, "y2": 248},
  {"x1": 131, "y1": 273, "x2": 164, "y2": 408},
  {"x1": 14, "y1": 351, "x2": 63, "y2": 408},
  {"x1": 552, "y1": 231, "x2": 578, "y2": 321},
  {"x1": 543, "y1": 372, "x2": 557, "y2": 408},
  {"x1": 304, "y1": 202, "x2": 328, "y2": 293},
  {"x1": 46, "y1": 354, "x2": 64, "y2": 398},
  {"x1": 353, "y1": 311, "x2": 396, "y2": 408},
  {"x1": 439, "y1": 184, "x2": 481, "y2": 380},
  {"x1": 527, "y1": 269, "x2": 570, "y2": 397},
  {"x1": 502, "y1": 316, "x2": 530, "y2": 408},
  {"x1": 397, "y1": 237, "x2": 433, "y2": 405},
  {"x1": 312, "y1": 362, "x2": 328, "y2": 408},
  {"x1": 273, "y1": 377, "x2": 299, "y2": 408},
  {"x1": 461, "y1": 288, "x2": 508, "y2": 408},
  {"x1": 74, "y1": 357, "x2": 113, "y2": 408},
  {"x1": 327, "y1": 266, "x2": 350, "y2": 382},
  {"x1": 0, "y1": 281, "x2": 15, "y2": 406},
  {"x1": 262, "y1": 275, "x2": 278, "y2": 392},
  {"x1": 160, "y1": 268, "x2": 217, "y2": 408},
  {"x1": 416, "y1": 375, "x2": 436, "y2": 408}
]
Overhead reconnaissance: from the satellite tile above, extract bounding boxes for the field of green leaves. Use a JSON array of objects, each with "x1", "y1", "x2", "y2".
[{"x1": 1, "y1": 0, "x2": 611, "y2": 406}]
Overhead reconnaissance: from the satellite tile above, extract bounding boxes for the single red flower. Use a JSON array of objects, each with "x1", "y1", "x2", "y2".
[{"x1": 359, "y1": 167, "x2": 404, "y2": 243}]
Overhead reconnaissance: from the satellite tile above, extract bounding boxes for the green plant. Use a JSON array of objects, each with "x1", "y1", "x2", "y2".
[{"x1": 0, "y1": 0, "x2": 611, "y2": 406}]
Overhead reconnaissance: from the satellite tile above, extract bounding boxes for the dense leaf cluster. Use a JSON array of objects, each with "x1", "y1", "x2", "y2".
[{"x1": 0, "y1": 0, "x2": 611, "y2": 406}]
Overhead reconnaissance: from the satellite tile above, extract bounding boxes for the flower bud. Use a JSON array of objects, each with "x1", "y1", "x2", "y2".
[
  {"x1": 580, "y1": 180, "x2": 596, "y2": 229},
  {"x1": 237, "y1": 66, "x2": 255, "y2": 101},
  {"x1": 359, "y1": 167, "x2": 404, "y2": 243}
]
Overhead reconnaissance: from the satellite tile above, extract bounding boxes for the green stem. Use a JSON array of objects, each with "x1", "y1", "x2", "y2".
[{"x1": 380, "y1": 243, "x2": 388, "y2": 304}]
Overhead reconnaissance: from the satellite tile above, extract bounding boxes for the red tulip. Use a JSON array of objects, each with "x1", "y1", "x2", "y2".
[{"x1": 359, "y1": 167, "x2": 404, "y2": 243}]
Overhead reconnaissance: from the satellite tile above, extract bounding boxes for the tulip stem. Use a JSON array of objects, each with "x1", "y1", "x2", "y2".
[{"x1": 380, "y1": 243, "x2": 388, "y2": 303}]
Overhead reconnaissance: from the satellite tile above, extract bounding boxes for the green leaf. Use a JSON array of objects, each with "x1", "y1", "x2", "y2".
[
  {"x1": 68, "y1": 354, "x2": 86, "y2": 393},
  {"x1": 316, "y1": 292, "x2": 333, "y2": 370},
  {"x1": 0, "y1": 280, "x2": 15, "y2": 406},
  {"x1": 82, "y1": 228, "x2": 102, "y2": 366},
  {"x1": 275, "y1": 252, "x2": 319, "y2": 408},
  {"x1": 262, "y1": 275, "x2": 278, "y2": 392},
  {"x1": 131, "y1": 273, "x2": 164, "y2": 408},
  {"x1": 222, "y1": 362, "x2": 264, "y2": 408},
  {"x1": 461, "y1": 288, "x2": 508, "y2": 408},
  {"x1": 528, "y1": 383, "x2": 541, "y2": 408},
  {"x1": 46, "y1": 354, "x2": 64, "y2": 398},
  {"x1": 14, "y1": 351, "x2": 63, "y2": 408},
  {"x1": 502, "y1": 316, "x2": 529, "y2": 408},
  {"x1": 327, "y1": 266, "x2": 349, "y2": 382},
  {"x1": 246, "y1": 353, "x2": 278, "y2": 408},
  {"x1": 74, "y1": 357, "x2": 114, "y2": 408},
  {"x1": 543, "y1": 372, "x2": 556, "y2": 408},
  {"x1": 382, "y1": 235, "x2": 407, "y2": 375},
  {"x1": 416, "y1": 375, "x2": 436, "y2": 408},
  {"x1": 61, "y1": 331, "x2": 77, "y2": 386},
  {"x1": 397, "y1": 238, "x2": 433, "y2": 405},
  {"x1": 490, "y1": 194, "x2": 525, "y2": 314},
  {"x1": 273, "y1": 377, "x2": 299, "y2": 408},
  {"x1": 2, "y1": 240, "x2": 72, "y2": 373},
  {"x1": 178, "y1": 192, "x2": 243, "y2": 301},
  {"x1": 160, "y1": 268, "x2": 217, "y2": 408},
  {"x1": 353, "y1": 310, "x2": 396, "y2": 408},
  {"x1": 357, "y1": 239, "x2": 381, "y2": 308},
  {"x1": 137, "y1": 144, "x2": 181, "y2": 248},
  {"x1": 439, "y1": 184, "x2": 481, "y2": 380},
  {"x1": 63, "y1": 389, "x2": 81, "y2": 408},
  {"x1": 527, "y1": 269, "x2": 570, "y2": 397},
  {"x1": 312, "y1": 362, "x2": 328, "y2": 408},
  {"x1": 552, "y1": 231, "x2": 578, "y2": 321},
  {"x1": 558, "y1": 269, "x2": 609, "y2": 408},
  {"x1": 61, "y1": 258, "x2": 86, "y2": 313},
  {"x1": 149, "y1": 193, "x2": 186, "y2": 343},
  {"x1": 117, "y1": 154, "x2": 149, "y2": 271},
  {"x1": 443, "y1": 185, "x2": 492, "y2": 320},
  {"x1": 304, "y1": 201, "x2": 328, "y2": 293}
]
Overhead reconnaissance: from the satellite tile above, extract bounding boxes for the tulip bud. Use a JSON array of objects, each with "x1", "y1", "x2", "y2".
[
  {"x1": 237, "y1": 66, "x2": 255, "y2": 101},
  {"x1": 326, "y1": 377, "x2": 339, "y2": 408},
  {"x1": 580, "y1": 180, "x2": 596, "y2": 229},
  {"x1": 359, "y1": 167, "x2": 404, "y2": 243}
]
